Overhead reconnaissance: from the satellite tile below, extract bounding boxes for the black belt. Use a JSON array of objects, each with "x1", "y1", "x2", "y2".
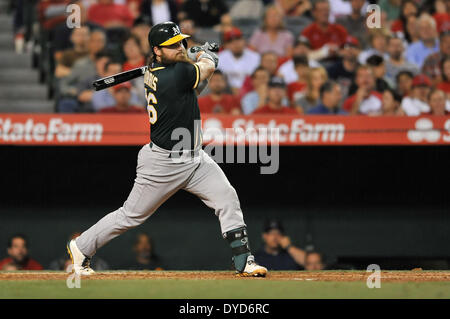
[{"x1": 150, "y1": 142, "x2": 199, "y2": 158}]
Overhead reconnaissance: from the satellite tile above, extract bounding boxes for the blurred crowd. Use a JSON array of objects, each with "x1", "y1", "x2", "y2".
[
  {"x1": 6, "y1": 0, "x2": 450, "y2": 115},
  {"x1": 0, "y1": 233, "x2": 164, "y2": 271}
]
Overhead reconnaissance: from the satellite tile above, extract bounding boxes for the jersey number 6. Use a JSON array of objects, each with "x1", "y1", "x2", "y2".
[{"x1": 146, "y1": 91, "x2": 158, "y2": 124}]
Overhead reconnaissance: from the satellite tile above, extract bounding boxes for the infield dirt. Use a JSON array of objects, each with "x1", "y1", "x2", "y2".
[{"x1": 1, "y1": 270, "x2": 450, "y2": 282}]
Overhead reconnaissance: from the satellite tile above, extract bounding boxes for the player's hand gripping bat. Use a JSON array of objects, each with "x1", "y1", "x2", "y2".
[{"x1": 92, "y1": 42, "x2": 219, "y2": 91}]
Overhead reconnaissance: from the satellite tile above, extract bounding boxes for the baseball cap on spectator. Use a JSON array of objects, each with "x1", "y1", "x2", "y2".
[
  {"x1": 412, "y1": 74, "x2": 431, "y2": 87},
  {"x1": 268, "y1": 77, "x2": 286, "y2": 88},
  {"x1": 223, "y1": 27, "x2": 242, "y2": 42},
  {"x1": 295, "y1": 35, "x2": 310, "y2": 48},
  {"x1": 263, "y1": 219, "x2": 285, "y2": 234},
  {"x1": 342, "y1": 36, "x2": 359, "y2": 49},
  {"x1": 113, "y1": 82, "x2": 132, "y2": 92}
]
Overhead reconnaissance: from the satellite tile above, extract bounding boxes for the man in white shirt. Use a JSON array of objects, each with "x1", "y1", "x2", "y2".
[
  {"x1": 401, "y1": 75, "x2": 431, "y2": 116},
  {"x1": 278, "y1": 35, "x2": 320, "y2": 84},
  {"x1": 217, "y1": 27, "x2": 260, "y2": 94}
]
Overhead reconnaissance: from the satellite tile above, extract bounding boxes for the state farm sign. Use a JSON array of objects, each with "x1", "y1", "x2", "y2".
[
  {"x1": 0, "y1": 114, "x2": 448, "y2": 146},
  {"x1": 202, "y1": 117, "x2": 345, "y2": 144},
  {"x1": 0, "y1": 118, "x2": 103, "y2": 142}
]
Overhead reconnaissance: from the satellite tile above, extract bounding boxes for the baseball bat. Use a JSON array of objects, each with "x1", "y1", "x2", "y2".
[
  {"x1": 92, "y1": 66, "x2": 148, "y2": 91},
  {"x1": 92, "y1": 42, "x2": 219, "y2": 91}
]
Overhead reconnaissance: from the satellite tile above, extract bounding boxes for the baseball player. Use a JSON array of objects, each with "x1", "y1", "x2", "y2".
[{"x1": 67, "y1": 22, "x2": 267, "y2": 277}]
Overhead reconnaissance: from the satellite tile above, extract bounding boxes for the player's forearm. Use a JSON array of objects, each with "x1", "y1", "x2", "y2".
[{"x1": 195, "y1": 58, "x2": 215, "y2": 82}]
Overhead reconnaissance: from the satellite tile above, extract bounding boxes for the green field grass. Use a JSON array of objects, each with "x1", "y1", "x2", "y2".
[{"x1": 1, "y1": 271, "x2": 450, "y2": 299}]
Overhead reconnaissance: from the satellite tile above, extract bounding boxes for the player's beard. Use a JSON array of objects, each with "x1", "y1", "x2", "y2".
[{"x1": 160, "y1": 49, "x2": 191, "y2": 65}]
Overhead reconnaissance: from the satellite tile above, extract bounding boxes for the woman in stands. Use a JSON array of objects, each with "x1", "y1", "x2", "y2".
[{"x1": 248, "y1": 5, "x2": 294, "y2": 58}]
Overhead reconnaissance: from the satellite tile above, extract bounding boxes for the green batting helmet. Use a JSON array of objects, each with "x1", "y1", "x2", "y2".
[{"x1": 148, "y1": 22, "x2": 190, "y2": 52}]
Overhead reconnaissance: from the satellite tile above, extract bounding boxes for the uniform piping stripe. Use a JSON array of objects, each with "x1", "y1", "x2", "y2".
[
  {"x1": 150, "y1": 67, "x2": 165, "y2": 72},
  {"x1": 193, "y1": 64, "x2": 200, "y2": 89}
]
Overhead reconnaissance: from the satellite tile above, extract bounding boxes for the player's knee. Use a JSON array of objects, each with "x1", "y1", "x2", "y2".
[
  {"x1": 216, "y1": 185, "x2": 240, "y2": 211},
  {"x1": 117, "y1": 207, "x2": 145, "y2": 229}
]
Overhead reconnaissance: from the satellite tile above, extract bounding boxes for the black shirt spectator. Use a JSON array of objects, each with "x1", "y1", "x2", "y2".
[
  {"x1": 254, "y1": 219, "x2": 305, "y2": 271},
  {"x1": 181, "y1": 0, "x2": 228, "y2": 28}
]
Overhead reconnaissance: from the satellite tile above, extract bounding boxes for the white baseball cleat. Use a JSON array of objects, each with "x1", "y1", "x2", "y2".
[
  {"x1": 67, "y1": 239, "x2": 95, "y2": 276},
  {"x1": 237, "y1": 255, "x2": 268, "y2": 277}
]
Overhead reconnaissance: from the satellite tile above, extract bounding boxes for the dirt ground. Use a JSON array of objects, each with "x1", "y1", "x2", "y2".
[{"x1": 1, "y1": 270, "x2": 450, "y2": 282}]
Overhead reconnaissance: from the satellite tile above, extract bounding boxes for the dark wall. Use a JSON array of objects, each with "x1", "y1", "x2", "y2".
[{"x1": 0, "y1": 145, "x2": 449, "y2": 269}]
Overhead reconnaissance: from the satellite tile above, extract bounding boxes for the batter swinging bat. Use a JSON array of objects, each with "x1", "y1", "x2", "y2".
[{"x1": 92, "y1": 42, "x2": 219, "y2": 91}]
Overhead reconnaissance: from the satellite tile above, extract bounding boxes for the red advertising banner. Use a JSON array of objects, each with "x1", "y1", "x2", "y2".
[{"x1": 0, "y1": 114, "x2": 449, "y2": 146}]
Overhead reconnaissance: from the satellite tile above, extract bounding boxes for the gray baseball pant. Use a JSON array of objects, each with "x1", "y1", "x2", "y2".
[{"x1": 76, "y1": 142, "x2": 246, "y2": 257}]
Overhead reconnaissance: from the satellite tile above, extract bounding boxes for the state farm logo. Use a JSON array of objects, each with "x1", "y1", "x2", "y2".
[
  {"x1": 202, "y1": 118, "x2": 345, "y2": 144},
  {"x1": 407, "y1": 118, "x2": 441, "y2": 143},
  {"x1": 0, "y1": 118, "x2": 103, "y2": 143}
]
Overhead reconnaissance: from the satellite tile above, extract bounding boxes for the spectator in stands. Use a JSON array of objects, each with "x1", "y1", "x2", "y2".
[
  {"x1": 0, "y1": 234, "x2": 43, "y2": 271},
  {"x1": 49, "y1": 232, "x2": 109, "y2": 271},
  {"x1": 422, "y1": 31, "x2": 450, "y2": 86},
  {"x1": 396, "y1": 70, "x2": 414, "y2": 98},
  {"x1": 433, "y1": 0, "x2": 450, "y2": 33},
  {"x1": 405, "y1": 14, "x2": 440, "y2": 69},
  {"x1": 239, "y1": 51, "x2": 290, "y2": 98},
  {"x1": 437, "y1": 56, "x2": 450, "y2": 96},
  {"x1": 366, "y1": 55, "x2": 393, "y2": 92},
  {"x1": 379, "y1": 0, "x2": 401, "y2": 23},
  {"x1": 253, "y1": 77, "x2": 297, "y2": 114},
  {"x1": 381, "y1": 88, "x2": 404, "y2": 115},
  {"x1": 358, "y1": 28, "x2": 391, "y2": 65},
  {"x1": 241, "y1": 67, "x2": 270, "y2": 114},
  {"x1": 404, "y1": 15, "x2": 420, "y2": 45},
  {"x1": 342, "y1": 65, "x2": 382, "y2": 115},
  {"x1": 131, "y1": 17, "x2": 152, "y2": 56},
  {"x1": 139, "y1": 0, "x2": 178, "y2": 26},
  {"x1": 307, "y1": 81, "x2": 346, "y2": 115},
  {"x1": 254, "y1": 219, "x2": 305, "y2": 270},
  {"x1": 123, "y1": 34, "x2": 146, "y2": 71},
  {"x1": 385, "y1": 35, "x2": 420, "y2": 84},
  {"x1": 400, "y1": 74, "x2": 431, "y2": 116},
  {"x1": 214, "y1": 12, "x2": 234, "y2": 34},
  {"x1": 54, "y1": 26, "x2": 90, "y2": 79},
  {"x1": 92, "y1": 61, "x2": 143, "y2": 111},
  {"x1": 390, "y1": 0, "x2": 418, "y2": 36},
  {"x1": 198, "y1": 70, "x2": 241, "y2": 114},
  {"x1": 304, "y1": 251, "x2": 325, "y2": 271},
  {"x1": 326, "y1": 36, "x2": 360, "y2": 100},
  {"x1": 428, "y1": 89, "x2": 449, "y2": 116},
  {"x1": 286, "y1": 56, "x2": 309, "y2": 105},
  {"x1": 277, "y1": 0, "x2": 312, "y2": 17},
  {"x1": 278, "y1": 35, "x2": 321, "y2": 85},
  {"x1": 125, "y1": 233, "x2": 164, "y2": 270},
  {"x1": 335, "y1": 0, "x2": 368, "y2": 49},
  {"x1": 179, "y1": 19, "x2": 202, "y2": 48},
  {"x1": 122, "y1": 34, "x2": 147, "y2": 106},
  {"x1": 294, "y1": 67, "x2": 328, "y2": 113},
  {"x1": 100, "y1": 82, "x2": 147, "y2": 113},
  {"x1": 57, "y1": 29, "x2": 107, "y2": 111},
  {"x1": 126, "y1": 0, "x2": 142, "y2": 19},
  {"x1": 248, "y1": 5, "x2": 294, "y2": 57},
  {"x1": 87, "y1": 0, "x2": 134, "y2": 29},
  {"x1": 217, "y1": 27, "x2": 260, "y2": 94},
  {"x1": 180, "y1": 0, "x2": 229, "y2": 28},
  {"x1": 301, "y1": 0, "x2": 348, "y2": 62}
]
